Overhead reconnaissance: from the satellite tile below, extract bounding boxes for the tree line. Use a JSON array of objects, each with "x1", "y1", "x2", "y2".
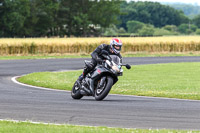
[
  {"x1": 119, "y1": 1, "x2": 189, "y2": 29},
  {"x1": 0, "y1": 0, "x2": 120, "y2": 37},
  {"x1": 105, "y1": 1, "x2": 200, "y2": 36},
  {"x1": 0, "y1": 0, "x2": 200, "y2": 37},
  {"x1": 166, "y1": 3, "x2": 200, "y2": 19}
]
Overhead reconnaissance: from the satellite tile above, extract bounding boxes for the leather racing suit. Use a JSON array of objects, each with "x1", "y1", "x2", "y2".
[{"x1": 81, "y1": 44, "x2": 122, "y2": 79}]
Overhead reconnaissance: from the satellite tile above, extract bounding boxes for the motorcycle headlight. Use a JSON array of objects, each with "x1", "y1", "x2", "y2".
[{"x1": 112, "y1": 65, "x2": 120, "y2": 73}]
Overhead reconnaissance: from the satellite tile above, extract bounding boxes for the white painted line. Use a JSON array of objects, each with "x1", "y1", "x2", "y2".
[
  {"x1": 0, "y1": 119, "x2": 136, "y2": 130},
  {"x1": 11, "y1": 76, "x2": 68, "y2": 93},
  {"x1": 0, "y1": 119, "x2": 101, "y2": 128},
  {"x1": 11, "y1": 73, "x2": 200, "y2": 102},
  {"x1": 0, "y1": 119, "x2": 63, "y2": 125},
  {"x1": 111, "y1": 94, "x2": 200, "y2": 102}
]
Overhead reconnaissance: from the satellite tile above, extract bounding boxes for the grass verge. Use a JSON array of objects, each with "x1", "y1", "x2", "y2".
[
  {"x1": 0, "y1": 54, "x2": 90, "y2": 60},
  {"x1": 1, "y1": 52, "x2": 200, "y2": 60},
  {"x1": 18, "y1": 62, "x2": 200, "y2": 100},
  {"x1": 0, "y1": 120, "x2": 198, "y2": 133}
]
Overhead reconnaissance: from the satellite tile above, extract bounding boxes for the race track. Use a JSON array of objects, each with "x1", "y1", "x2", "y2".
[{"x1": 1, "y1": 57, "x2": 200, "y2": 130}]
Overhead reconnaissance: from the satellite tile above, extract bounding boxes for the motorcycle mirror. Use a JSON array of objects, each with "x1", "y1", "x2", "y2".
[{"x1": 126, "y1": 64, "x2": 131, "y2": 69}]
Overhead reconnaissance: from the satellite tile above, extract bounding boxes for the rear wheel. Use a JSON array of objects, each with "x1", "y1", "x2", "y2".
[
  {"x1": 95, "y1": 76, "x2": 113, "y2": 101},
  {"x1": 71, "y1": 81, "x2": 83, "y2": 99}
]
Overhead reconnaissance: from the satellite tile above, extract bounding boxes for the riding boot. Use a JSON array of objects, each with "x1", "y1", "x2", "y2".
[
  {"x1": 78, "y1": 68, "x2": 89, "y2": 83},
  {"x1": 78, "y1": 74, "x2": 84, "y2": 83},
  {"x1": 78, "y1": 60, "x2": 95, "y2": 83}
]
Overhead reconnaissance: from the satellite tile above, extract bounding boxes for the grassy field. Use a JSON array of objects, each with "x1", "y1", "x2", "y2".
[
  {"x1": 0, "y1": 120, "x2": 198, "y2": 133},
  {"x1": 18, "y1": 62, "x2": 200, "y2": 100}
]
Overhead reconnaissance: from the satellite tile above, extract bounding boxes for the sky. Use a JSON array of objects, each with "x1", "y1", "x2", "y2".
[{"x1": 128, "y1": 0, "x2": 200, "y2": 5}]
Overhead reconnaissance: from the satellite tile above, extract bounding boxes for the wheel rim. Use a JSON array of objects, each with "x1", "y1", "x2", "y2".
[
  {"x1": 96, "y1": 80, "x2": 106, "y2": 96},
  {"x1": 73, "y1": 82, "x2": 80, "y2": 93}
]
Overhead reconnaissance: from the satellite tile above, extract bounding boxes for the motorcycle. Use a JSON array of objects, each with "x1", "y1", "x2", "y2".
[{"x1": 71, "y1": 51, "x2": 131, "y2": 101}]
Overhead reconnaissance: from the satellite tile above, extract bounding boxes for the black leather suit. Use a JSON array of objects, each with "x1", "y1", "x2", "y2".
[{"x1": 82, "y1": 44, "x2": 122, "y2": 77}]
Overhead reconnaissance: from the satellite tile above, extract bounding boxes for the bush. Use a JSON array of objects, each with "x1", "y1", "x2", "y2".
[
  {"x1": 178, "y1": 24, "x2": 189, "y2": 34},
  {"x1": 153, "y1": 28, "x2": 179, "y2": 36},
  {"x1": 118, "y1": 27, "x2": 126, "y2": 33},
  {"x1": 103, "y1": 29, "x2": 117, "y2": 36},
  {"x1": 138, "y1": 25, "x2": 154, "y2": 36},
  {"x1": 190, "y1": 24, "x2": 198, "y2": 32},
  {"x1": 193, "y1": 14, "x2": 200, "y2": 28},
  {"x1": 126, "y1": 20, "x2": 145, "y2": 33},
  {"x1": 163, "y1": 25, "x2": 178, "y2": 32},
  {"x1": 103, "y1": 24, "x2": 118, "y2": 36},
  {"x1": 178, "y1": 24, "x2": 198, "y2": 34},
  {"x1": 196, "y1": 29, "x2": 200, "y2": 35}
]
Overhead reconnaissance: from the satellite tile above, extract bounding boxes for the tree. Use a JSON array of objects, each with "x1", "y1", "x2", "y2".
[
  {"x1": 89, "y1": 0, "x2": 121, "y2": 28},
  {"x1": 138, "y1": 25, "x2": 155, "y2": 36},
  {"x1": 166, "y1": 3, "x2": 200, "y2": 19},
  {"x1": 119, "y1": 1, "x2": 189, "y2": 30},
  {"x1": 118, "y1": 27, "x2": 126, "y2": 33},
  {"x1": 0, "y1": 0, "x2": 30, "y2": 37},
  {"x1": 193, "y1": 14, "x2": 200, "y2": 28},
  {"x1": 58, "y1": 0, "x2": 121, "y2": 37},
  {"x1": 0, "y1": 0, "x2": 4, "y2": 36},
  {"x1": 126, "y1": 20, "x2": 145, "y2": 33},
  {"x1": 0, "y1": 0, "x2": 121, "y2": 37},
  {"x1": 177, "y1": 23, "x2": 197, "y2": 34},
  {"x1": 24, "y1": 0, "x2": 59, "y2": 37},
  {"x1": 178, "y1": 24, "x2": 190, "y2": 34},
  {"x1": 153, "y1": 28, "x2": 178, "y2": 36},
  {"x1": 190, "y1": 24, "x2": 198, "y2": 32},
  {"x1": 138, "y1": 27, "x2": 154, "y2": 36},
  {"x1": 58, "y1": 0, "x2": 92, "y2": 37},
  {"x1": 103, "y1": 24, "x2": 119, "y2": 36},
  {"x1": 196, "y1": 29, "x2": 200, "y2": 35},
  {"x1": 163, "y1": 25, "x2": 178, "y2": 32}
]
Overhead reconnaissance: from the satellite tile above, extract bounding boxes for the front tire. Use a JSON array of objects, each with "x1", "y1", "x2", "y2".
[
  {"x1": 95, "y1": 76, "x2": 113, "y2": 101},
  {"x1": 71, "y1": 81, "x2": 83, "y2": 99}
]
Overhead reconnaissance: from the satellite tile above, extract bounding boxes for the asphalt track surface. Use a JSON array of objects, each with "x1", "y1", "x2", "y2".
[{"x1": 1, "y1": 56, "x2": 200, "y2": 130}]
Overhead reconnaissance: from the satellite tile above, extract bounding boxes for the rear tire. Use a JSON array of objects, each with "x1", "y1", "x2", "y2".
[
  {"x1": 71, "y1": 81, "x2": 83, "y2": 99},
  {"x1": 95, "y1": 76, "x2": 113, "y2": 101}
]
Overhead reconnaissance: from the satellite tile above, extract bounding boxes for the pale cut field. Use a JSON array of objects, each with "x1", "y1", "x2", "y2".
[
  {"x1": 0, "y1": 36, "x2": 200, "y2": 55},
  {"x1": 1, "y1": 36, "x2": 200, "y2": 44}
]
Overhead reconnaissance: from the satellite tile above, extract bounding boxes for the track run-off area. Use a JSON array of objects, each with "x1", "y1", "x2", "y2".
[{"x1": 1, "y1": 56, "x2": 200, "y2": 130}]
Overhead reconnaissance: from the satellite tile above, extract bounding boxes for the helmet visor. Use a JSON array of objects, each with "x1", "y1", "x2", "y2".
[{"x1": 114, "y1": 45, "x2": 122, "y2": 51}]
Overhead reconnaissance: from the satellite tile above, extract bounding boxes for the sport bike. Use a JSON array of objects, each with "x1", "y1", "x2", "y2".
[{"x1": 71, "y1": 51, "x2": 131, "y2": 101}]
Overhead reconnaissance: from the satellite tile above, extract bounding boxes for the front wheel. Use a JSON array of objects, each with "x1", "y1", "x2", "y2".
[
  {"x1": 71, "y1": 81, "x2": 83, "y2": 99},
  {"x1": 95, "y1": 76, "x2": 113, "y2": 101}
]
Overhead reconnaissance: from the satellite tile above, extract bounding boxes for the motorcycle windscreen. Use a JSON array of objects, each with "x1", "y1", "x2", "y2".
[{"x1": 110, "y1": 55, "x2": 121, "y2": 65}]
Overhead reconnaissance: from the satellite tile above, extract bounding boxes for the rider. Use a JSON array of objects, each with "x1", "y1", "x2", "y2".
[{"x1": 78, "y1": 38, "x2": 123, "y2": 82}]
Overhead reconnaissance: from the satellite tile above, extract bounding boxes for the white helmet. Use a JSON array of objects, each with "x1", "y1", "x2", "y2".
[{"x1": 110, "y1": 38, "x2": 122, "y2": 54}]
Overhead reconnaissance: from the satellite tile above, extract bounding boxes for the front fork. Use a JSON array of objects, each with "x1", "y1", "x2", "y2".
[
  {"x1": 95, "y1": 76, "x2": 107, "y2": 94},
  {"x1": 80, "y1": 76, "x2": 107, "y2": 96},
  {"x1": 99, "y1": 76, "x2": 106, "y2": 88},
  {"x1": 88, "y1": 76, "x2": 106, "y2": 96}
]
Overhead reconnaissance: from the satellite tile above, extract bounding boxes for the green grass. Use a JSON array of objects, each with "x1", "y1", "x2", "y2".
[
  {"x1": 18, "y1": 62, "x2": 200, "y2": 100},
  {"x1": 0, "y1": 54, "x2": 90, "y2": 60},
  {"x1": 0, "y1": 120, "x2": 198, "y2": 133},
  {"x1": 1, "y1": 52, "x2": 200, "y2": 60},
  {"x1": 123, "y1": 52, "x2": 200, "y2": 57}
]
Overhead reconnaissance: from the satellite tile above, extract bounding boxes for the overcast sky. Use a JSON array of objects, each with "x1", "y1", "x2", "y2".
[{"x1": 128, "y1": 0, "x2": 200, "y2": 5}]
